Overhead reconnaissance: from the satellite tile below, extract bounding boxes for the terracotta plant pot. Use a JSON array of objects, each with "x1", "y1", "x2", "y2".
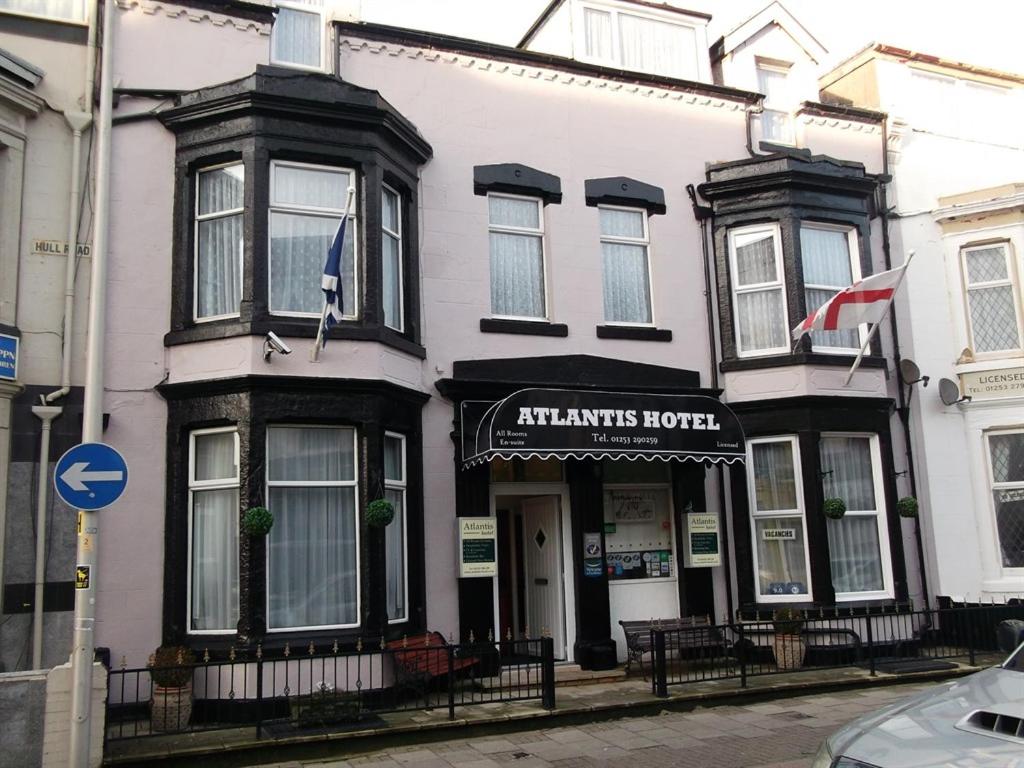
[
  {"x1": 151, "y1": 681, "x2": 193, "y2": 732},
  {"x1": 772, "y1": 633, "x2": 805, "y2": 671}
]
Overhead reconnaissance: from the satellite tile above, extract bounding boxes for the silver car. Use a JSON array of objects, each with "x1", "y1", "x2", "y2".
[{"x1": 812, "y1": 624, "x2": 1024, "y2": 768}]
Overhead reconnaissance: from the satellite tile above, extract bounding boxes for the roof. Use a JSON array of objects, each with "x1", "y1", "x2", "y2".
[
  {"x1": 821, "y1": 43, "x2": 1024, "y2": 90},
  {"x1": 709, "y1": 1, "x2": 827, "y2": 65}
]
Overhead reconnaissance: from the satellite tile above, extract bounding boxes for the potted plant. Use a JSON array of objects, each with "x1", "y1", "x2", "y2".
[
  {"x1": 823, "y1": 497, "x2": 847, "y2": 520},
  {"x1": 149, "y1": 645, "x2": 196, "y2": 732},
  {"x1": 365, "y1": 498, "x2": 395, "y2": 528},
  {"x1": 897, "y1": 496, "x2": 919, "y2": 519},
  {"x1": 771, "y1": 607, "x2": 805, "y2": 671},
  {"x1": 241, "y1": 506, "x2": 274, "y2": 537}
]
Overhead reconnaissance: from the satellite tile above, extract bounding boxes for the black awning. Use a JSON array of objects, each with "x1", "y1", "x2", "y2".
[{"x1": 461, "y1": 388, "x2": 745, "y2": 468}]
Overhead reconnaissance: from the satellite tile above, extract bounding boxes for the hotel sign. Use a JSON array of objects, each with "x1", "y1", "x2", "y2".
[
  {"x1": 684, "y1": 512, "x2": 720, "y2": 567},
  {"x1": 961, "y1": 367, "x2": 1024, "y2": 401},
  {"x1": 458, "y1": 518, "x2": 498, "y2": 578}
]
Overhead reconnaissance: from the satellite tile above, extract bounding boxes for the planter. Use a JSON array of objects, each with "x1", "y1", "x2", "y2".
[
  {"x1": 151, "y1": 681, "x2": 193, "y2": 732},
  {"x1": 772, "y1": 633, "x2": 805, "y2": 671}
]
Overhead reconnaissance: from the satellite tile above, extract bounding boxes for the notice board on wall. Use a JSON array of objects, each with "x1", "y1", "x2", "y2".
[
  {"x1": 683, "y1": 512, "x2": 720, "y2": 567},
  {"x1": 458, "y1": 518, "x2": 498, "y2": 578}
]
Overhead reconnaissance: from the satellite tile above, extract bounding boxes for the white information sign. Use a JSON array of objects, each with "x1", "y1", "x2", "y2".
[
  {"x1": 458, "y1": 517, "x2": 498, "y2": 578},
  {"x1": 762, "y1": 528, "x2": 796, "y2": 541},
  {"x1": 961, "y1": 367, "x2": 1024, "y2": 401},
  {"x1": 683, "y1": 512, "x2": 720, "y2": 567}
]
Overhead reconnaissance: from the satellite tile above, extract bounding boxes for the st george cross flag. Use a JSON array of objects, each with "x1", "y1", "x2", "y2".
[
  {"x1": 791, "y1": 265, "x2": 907, "y2": 342},
  {"x1": 318, "y1": 210, "x2": 350, "y2": 348}
]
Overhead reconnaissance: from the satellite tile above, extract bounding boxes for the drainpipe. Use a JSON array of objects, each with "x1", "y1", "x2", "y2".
[{"x1": 30, "y1": 404, "x2": 62, "y2": 669}]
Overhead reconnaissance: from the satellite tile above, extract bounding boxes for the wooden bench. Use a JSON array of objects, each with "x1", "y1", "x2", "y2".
[
  {"x1": 385, "y1": 632, "x2": 479, "y2": 703},
  {"x1": 618, "y1": 617, "x2": 725, "y2": 678}
]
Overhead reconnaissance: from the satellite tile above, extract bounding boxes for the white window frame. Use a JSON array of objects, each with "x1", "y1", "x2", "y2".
[
  {"x1": 729, "y1": 223, "x2": 790, "y2": 358},
  {"x1": 382, "y1": 183, "x2": 404, "y2": 333},
  {"x1": 747, "y1": 436, "x2": 813, "y2": 604},
  {"x1": 270, "y1": 0, "x2": 327, "y2": 72},
  {"x1": 487, "y1": 192, "x2": 549, "y2": 321},
  {"x1": 598, "y1": 204, "x2": 655, "y2": 327},
  {"x1": 822, "y1": 433, "x2": 895, "y2": 602},
  {"x1": 756, "y1": 60, "x2": 795, "y2": 146},
  {"x1": 267, "y1": 159, "x2": 358, "y2": 320},
  {"x1": 571, "y1": 0, "x2": 709, "y2": 81},
  {"x1": 0, "y1": 1, "x2": 87, "y2": 23},
  {"x1": 265, "y1": 425, "x2": 361, "y2": 632},
  {"x1": 960, "y1": 241, "x2": 1023, "y2": 359},
  {"x1": 800, "y1": 222, "x2": 866, "y2": 355},
  {"x1": 186, "y1": 427, "x2": 240, "y2": 635},
  {"x1": 385, "y1": 431, "x2": 409, "y2": 624},
  {"x1": 984, "y1": 428, "x2": 1024, "y2": 575},
  {"x1": 194, "y1": 162, "x2": 244, "y2": 323}
]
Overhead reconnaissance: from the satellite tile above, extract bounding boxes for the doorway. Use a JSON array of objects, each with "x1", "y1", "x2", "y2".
[{"x1": 494, "y1": 490, "x2": 570, "y2": 660}]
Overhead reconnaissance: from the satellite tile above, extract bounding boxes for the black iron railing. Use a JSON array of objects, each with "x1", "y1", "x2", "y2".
[
  {"x1": 106, "y1": 636, "x2": 555, "y2": 741},
  {"x1": 650, "y1": 603, "x2": 1024, "y2": 697}
]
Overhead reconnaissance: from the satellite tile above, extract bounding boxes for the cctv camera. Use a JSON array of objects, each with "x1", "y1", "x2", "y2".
[{"x1": 263, "y1": 331, "x2": 292, "y2": 361}]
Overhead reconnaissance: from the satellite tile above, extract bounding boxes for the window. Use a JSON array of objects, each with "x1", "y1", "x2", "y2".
[
  {"x1": 269, "y1": 161, "x2": 356, "y2": 318},
  {"x1": 747, "y1": 437, "x2": 811, "y2": 601},
  {"x1": 382, "y1": 185, "x2": 403, "y2": 332},
  {"x1": 800, "y1": 224, "x2": 862, "y2": 352},
  {"x1": 729, "y1": 224, "x2": 789, "y2": 356},
  {"x1": 0, "y1": 0, "x2": 86, "y2": 22},
  {"x1": 603, "y1": 486, "x2": 674, "y2": 581},
  {"x1": 600, "y1": 206, "x2": 653, "y2": 325},
  {"x1": 488, "y1": 194, "x2": 546, "y2": 319},
  {"x1": 271, "y1": 0, "x2": 324, "y2": 70},
  {"x1": 820, "y1": 435, "x2": 892, "y2": 598},
  {"x1": 195, "y1": 164, "x2": 244, "y2": 321},
  {"x1": 757, "y1": 63, "x2": 794, "y2": 144},
  {"x1": 579, "y1": 3, "x2": 701, "y2": 80},
  {"x1": 962, "y1": 243, "x2": 1022, "y2": 356},
  {"x1": 188, "y1": 429, "x2": 239, "y2": 633},
  {"x1": 266, "y1": 426, "x2": 359, "y2": 630},
  {"x1": 987, "y1": 431, "x2": 1024, "y2": 569},
  {"x1": 384, "y1": 433, "x2": 408, "y2": 623}
]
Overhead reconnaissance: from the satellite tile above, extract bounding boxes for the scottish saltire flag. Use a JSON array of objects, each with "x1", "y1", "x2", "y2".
[
  {"x1": 319, "y1": 212, "x2": 348, "y2": 347},
  {"x1": 791, "y1": 264, "x2": 907, "y2": 342}
]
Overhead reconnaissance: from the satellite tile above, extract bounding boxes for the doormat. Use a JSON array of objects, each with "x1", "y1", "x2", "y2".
[
  {"x1": 866, "y1": 659, "x2": 958, "y2": 674},
  {"x1": 262, "y1": 713, "x2": 387, "y2": 738}
]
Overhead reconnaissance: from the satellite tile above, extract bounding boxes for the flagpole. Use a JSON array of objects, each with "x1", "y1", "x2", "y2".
[
  {"x1": 843, "y1": 249, "x2": 915, "y2": 386},
  {"x1": 311, "y1": 186, "x2": 356, "y2": 362}
]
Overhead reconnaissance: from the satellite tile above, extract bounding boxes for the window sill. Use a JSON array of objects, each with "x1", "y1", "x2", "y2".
[
  {"x1": 720, "y1": 352, "x2": 887, "y2": 373},
  {"x1": 596, "y1": 325, "x2": 672, "y2": 342},
  {"x1": 165, "y1": 318, "x2": 426, "y2": 359},
  {"x1": 480, "y1": 318, "x2": 568, "y2": 337}
]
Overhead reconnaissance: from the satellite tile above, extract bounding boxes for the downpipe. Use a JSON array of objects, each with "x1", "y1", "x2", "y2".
[{"x1": 30, "y1": 404, "x2": 62, "y2": 669}]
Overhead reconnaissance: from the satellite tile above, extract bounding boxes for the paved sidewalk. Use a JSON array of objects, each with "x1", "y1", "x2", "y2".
[{"x1": 279, "y1": 682, "x2": 934, "y2": 768}]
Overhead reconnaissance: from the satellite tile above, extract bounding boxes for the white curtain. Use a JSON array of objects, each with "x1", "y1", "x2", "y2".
[
  {"x1": 272, "y1": 6, "x2": 321, "y2": 67},
  {"x1": 990, "y1": 433, "x2": 1024, "y2": 567},
  {"x1": 384, "y1": 435, "x2": 406, "y2": 620},
  {"x1": 600, "y1": 208, "x2": 650, "y2": 323},
  {"x1": 821, "y1": 436, "x2": 884, "y2": 593},
  {"x1": 751, "y1": 442, "x2": 808, "y2": 595},
  {"x1": 801, "y1": 228, "x2": 858, "y2": 349},
  {"x1": 619, "y1": 13, "x2": 695, "y2": 79},
  {"x1": 196, "y1": 166, "x2": 243, "y2": 319},
  {"x1": 190, "y1": 432, "x2": 238, "y2": 631},
  {"x1": 270, "y1": 212, "x2": 352, "y2": 314},
  {"x1": 268, "y1": 428, "x2": 357, "y2": 629},
  {"x1": 752, "y1": 441, "x2": 797, "y2": 510},
  {"x1": 583, "y1": 8, "x2": 612, "y2": 61},
  {"x1": 382, "y1": 188, "x2": 402, "y2": 330},
  {"x1": 489, "y1": 196, "x2": 544, "y2": 318},
  {"x1": 735, "y1": 234, "x2": 786, "y2": 351},
  {"x1": 0, "y1": 0, "x2": 83, "y2": 20}
]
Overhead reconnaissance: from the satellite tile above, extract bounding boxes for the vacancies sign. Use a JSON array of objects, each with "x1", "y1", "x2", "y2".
[{"x1": 464, "y1": 388, "x2": 745, "y2": 466}]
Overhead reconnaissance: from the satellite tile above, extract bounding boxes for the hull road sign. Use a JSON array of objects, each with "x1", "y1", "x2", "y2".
[{"x1": 54, "y1": 442, "x2": 129, "y2": 511}]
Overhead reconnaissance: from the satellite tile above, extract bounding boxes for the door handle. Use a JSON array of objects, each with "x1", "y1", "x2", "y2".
[{"x1": 534, "y1": 578, "x2": 548, "y2": 585}]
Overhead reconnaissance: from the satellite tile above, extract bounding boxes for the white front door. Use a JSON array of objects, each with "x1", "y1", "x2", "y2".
[{"x1": 521, "y1": 496, "x2": 566, "y2": 659}]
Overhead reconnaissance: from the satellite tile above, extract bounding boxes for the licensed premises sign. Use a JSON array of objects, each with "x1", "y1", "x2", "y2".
[
  {"x1": 458, "y1": 517, "x2": 498, "y2": 578},
  {"x1": 961, "y1": 367, "x2": 1024, "y2": 401}
]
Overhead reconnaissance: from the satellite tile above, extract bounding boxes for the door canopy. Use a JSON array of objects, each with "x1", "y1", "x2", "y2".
[{"x1": 462, "y1": 388, "x2": 745, "y2": 468}]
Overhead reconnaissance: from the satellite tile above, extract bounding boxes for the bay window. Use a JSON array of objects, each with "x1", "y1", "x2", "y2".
[
  {"x1": 195, "y1": 164, "x2": 244, "y2": 321},
  {"x1": 271, "y1": 0, "x2": 325, "y2": 70},
  {"x1": 801, "y1": 224, "x2": 862, "y2": 352},
  {"x1": 747, "y1": 437, "x2": 811, "y2": 600},
  {"x1": 266, "y1": 426, "x2": 359, "y2": 631},
  {"x1": 382, "y1": 185, "x2": 403, "y2": 331},
  {"x1": 987, "y1": 431, "x2": 1024, "y2": 569},
  {"x1": 269, "y1": 161, "x2": 356, "y2": 318},
  {"x1": 385, "y1": 433, "x2": 408, "y2": 623},
  {"x1": 820, "y1": 434, "x2": 892, "y2": 598},
  {"x1": 188, "y1": 428, "x2": 239, "y2": 633},
  {"x1": 600, "y1": 206, "x2": 653, "y2": 325},
  {"x1": 488, "y1": 194, "x2": 546, "y2": 319},
  {"x1": 962, "y1": 243, "x2": 1022, "y2": 356},
  {"x1": 729, "y1": 224, "x2": 789, "y2": 356}
]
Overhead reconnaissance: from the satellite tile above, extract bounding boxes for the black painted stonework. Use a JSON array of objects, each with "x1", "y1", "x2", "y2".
[
  {"x1": 473, "y1": 164, "x2": 562, "y2": 204},
  {"x1": 159, "y1": 375, "x2": 429, "y2": 649},
  {"x1": 584, "y1": 177, "x2": 666, "y2": 215},
  {"x1": 595, "y1": 325, "x2": 672, "y2": 342},
  {"x1": 161, "y1": 65, "x2": 432, "y2": 355},
  {"x1": 719, "y1": 352, "x2": 887, "y2": 373},
  {"x1": 479, "y1": 318, "x2": 568, "y2": 337}
]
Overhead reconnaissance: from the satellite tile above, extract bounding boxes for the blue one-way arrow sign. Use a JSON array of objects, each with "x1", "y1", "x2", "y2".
[{"x1": 54, "y1": 442, "x2": 129, "y2": 511}]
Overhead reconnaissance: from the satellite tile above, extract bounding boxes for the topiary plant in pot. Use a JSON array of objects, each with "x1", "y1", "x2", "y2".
[
  {"x1": 365, "y1": 498, "x2": 395, "y2": 528},
  {"x1": 241, "y1": 506, "x2": 274, "y2": 537},
  {"x1": 771, "y1": 607, "x2": 805, "y2": 671},
  {"x1": 823, "y1": 497, "x2": 847, "y2": 520},
  {"x1": 149, "y1": 645, "x2": 196, "y2": 732}
]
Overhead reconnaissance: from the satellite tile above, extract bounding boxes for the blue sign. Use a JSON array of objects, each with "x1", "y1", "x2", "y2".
[
  {"x1": 54, "y1": 443, "x2": 129, "y2": 511},
  {"x1": 0, "y1": 334, "x2": 17, "y2": 381}
]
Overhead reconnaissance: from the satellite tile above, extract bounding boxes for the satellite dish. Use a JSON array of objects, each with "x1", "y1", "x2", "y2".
[
  {"x1": 939, "y1": 378, "x2": 969, "y2": 406},
  {"x1": 899, "y1": 359, "x2": 929, "y2": 386}
]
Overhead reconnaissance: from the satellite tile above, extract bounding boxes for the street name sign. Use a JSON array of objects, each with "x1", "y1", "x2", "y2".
[{"x1": 54, "y1": 442, "x2": 129, "y2": 511}]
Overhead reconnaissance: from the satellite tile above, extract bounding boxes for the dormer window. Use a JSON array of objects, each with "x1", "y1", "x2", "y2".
[
  {"x1": 271, "y1": 0, "x2": 325, "y2": 71},
  {"x1": 575, "y1": 1, "x2": 708, "y2": 81},
  {"x1": 757, "y1": 60, "x2": 794, "y2": 144}
]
